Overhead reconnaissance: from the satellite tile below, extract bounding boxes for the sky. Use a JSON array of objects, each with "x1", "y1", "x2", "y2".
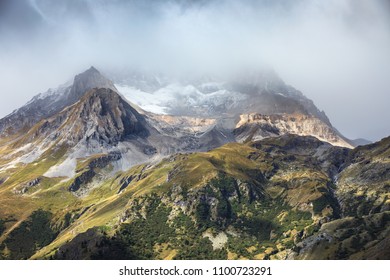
[{"x1": 0, "y1": 0, "x2": 389, "y2": 141}]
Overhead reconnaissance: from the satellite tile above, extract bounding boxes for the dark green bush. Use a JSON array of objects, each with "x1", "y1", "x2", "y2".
[{"x1": 0, "y1": 219, "x2": 5, "y2": 236}]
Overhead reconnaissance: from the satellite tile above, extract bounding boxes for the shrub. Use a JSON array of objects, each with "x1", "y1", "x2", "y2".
[{"x1": 0, "y1": 219, "x2": 5, "y2": 236}]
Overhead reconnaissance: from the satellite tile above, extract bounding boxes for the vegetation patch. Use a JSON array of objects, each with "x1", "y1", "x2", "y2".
[
  {"x1": 2, "y1": 210, "x2": 57, "y2": 259},
  {"x1": 0, "y1": 219, "x2": 5, "y2": 236}
]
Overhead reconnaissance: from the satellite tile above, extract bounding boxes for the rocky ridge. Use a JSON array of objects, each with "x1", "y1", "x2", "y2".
[{"x1": 234, "y1": 113, "x2": 352, "y2": 148}]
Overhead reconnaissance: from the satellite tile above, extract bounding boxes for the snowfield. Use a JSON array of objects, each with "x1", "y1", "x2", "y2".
[{"x1": 116, "y1": 83, "x2": 245, "y2": 116}]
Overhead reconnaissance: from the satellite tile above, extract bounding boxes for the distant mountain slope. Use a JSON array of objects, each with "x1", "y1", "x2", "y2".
[
  {"x1": 115, "y1": 69, "x2": 330, "y2": 123},
  {"x1": 350, "y1": 138, "x2": 372, "y2": 146}
]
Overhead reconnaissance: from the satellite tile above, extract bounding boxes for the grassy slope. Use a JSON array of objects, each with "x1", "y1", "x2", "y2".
[
  {"x1": 336, "y1": 136, "x2": 390, "y2": 217},
  {"x1": 1, "y1": 136, "x2": 389, "y2": 259},
  {"x1": 34, "y1": 140, "x2": 336, "y2": 259}
]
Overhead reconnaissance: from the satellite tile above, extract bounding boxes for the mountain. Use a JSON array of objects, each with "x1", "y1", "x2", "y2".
[
  {"x1": 2, "y1": 66, "x2": 352, "y2": 185},
  {"x1": 0, "y1": 68, "x2": 231, "y2": 183},
  {"x1": 0, "y1": 66, "x2": 116, "y2": 137},
  {"x1": 114, "y1": 69, "x2": 329, "y2": 121},
  {"x1": 0, "y1": 69, "x2": 156, "y2": 182},
  {"x1": 16, "y1": 87, "x2": 148, "y2": 147},
  {"x1": 114, "y1": 69, "x2": 353, "y2": 148},
  {"x1": 0, "y1": 66, "x2": 388, "y2": 260}
]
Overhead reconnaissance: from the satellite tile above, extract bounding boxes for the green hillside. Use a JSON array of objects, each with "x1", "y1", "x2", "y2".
[{"x1": 0, "y1": 134, "x2": 389, "y2": 260}]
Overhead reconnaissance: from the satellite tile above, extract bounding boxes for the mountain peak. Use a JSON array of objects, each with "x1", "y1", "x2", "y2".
[
  {"x1": 69, "y1": 67, "x2": 117, "y2": 103},
  {"x1": 0, "y1": 67, "x2": 118, "y2": 136},
  {"x1": 87, "y1": 66, "x2": 99, "y2": 73}
]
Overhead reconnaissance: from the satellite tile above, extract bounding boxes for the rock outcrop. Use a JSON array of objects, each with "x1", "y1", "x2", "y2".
[{"x1": 234, "y1": 113, "x2": 353, "y2": 148}]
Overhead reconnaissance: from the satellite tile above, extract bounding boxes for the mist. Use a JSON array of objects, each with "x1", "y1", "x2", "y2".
[{"x1": 0, "y1": 0, "x2": 389, "y2": 141}]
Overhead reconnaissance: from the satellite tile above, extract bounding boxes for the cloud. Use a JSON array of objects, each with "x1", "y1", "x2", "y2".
[{"x1": 0, "y1": 0, "x2": 389, "y2": 140}]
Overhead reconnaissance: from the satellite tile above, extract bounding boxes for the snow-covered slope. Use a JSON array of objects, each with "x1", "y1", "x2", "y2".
[
  {"x1": 114, "y1": 69, "x2": 331, "y2": 126},
  {"x1": 114, "y1": 69, "x2": 352, "y2": 148},
  {"x1": 116, "y1": 82, "x2": 246, "y2": 117}
]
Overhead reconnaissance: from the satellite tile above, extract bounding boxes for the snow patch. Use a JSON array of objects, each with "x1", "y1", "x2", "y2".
[
  {"x1": 116, "y1": 83, "x2": 245, "y2": 115},
  {"x1": 26, "y1": 82, "x2": 72, "y2": 105},
  {"x1": 116, "y1": 85, "x2": 171, "y2": 114}
]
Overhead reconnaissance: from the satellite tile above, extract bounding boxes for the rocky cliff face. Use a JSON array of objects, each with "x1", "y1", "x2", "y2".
[
  {"x1": 42, "y1": 88, "x2": 148, "y2": 146},
  {"x1": 288, "y1": 136, "x2": 390, "y2": 260},
  {"x1": 335, "y1": 136, "x2": 390, "y2": 217},
  {"x1": 234, "y1": 113, "x2": 353, "y2": 148}
]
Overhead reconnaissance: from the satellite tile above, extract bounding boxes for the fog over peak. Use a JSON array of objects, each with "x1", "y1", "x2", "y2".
[{"x1": 0, "y1": 0, "x2": 389, "y2": 141}]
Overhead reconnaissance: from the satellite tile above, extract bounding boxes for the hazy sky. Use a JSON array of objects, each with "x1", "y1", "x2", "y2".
[{"x1": 0, "y1": 0, "x2": 389, "y2": 141}]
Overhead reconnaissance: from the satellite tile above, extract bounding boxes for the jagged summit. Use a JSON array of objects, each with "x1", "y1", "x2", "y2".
[
  {"x1": 69, "y1": 66, "x2": 117, "y2": 103},
  {"x1": 87, "y1": 66, "x2": 99, "y2": 73},
  {"x1": 0, "y1": 67, "x2": 117, "y2": 137}
]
